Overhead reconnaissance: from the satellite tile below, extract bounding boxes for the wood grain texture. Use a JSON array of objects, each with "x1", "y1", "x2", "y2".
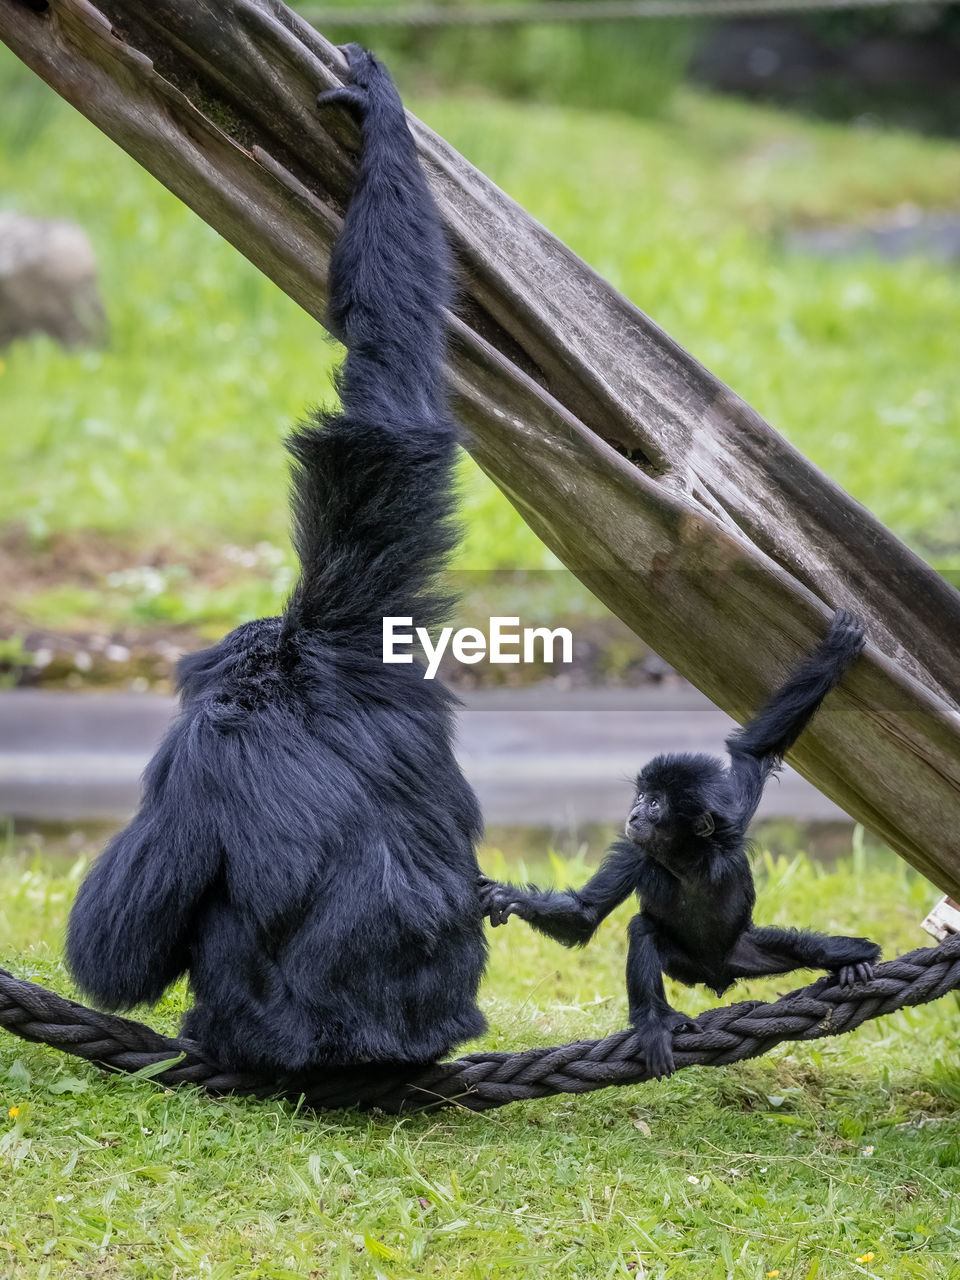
[{"x1": 3, "y1": 0, "x2": 960, "y2": 889}]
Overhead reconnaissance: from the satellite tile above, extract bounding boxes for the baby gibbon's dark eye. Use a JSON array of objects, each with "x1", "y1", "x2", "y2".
[{"x1": 648, "y1": 798, "x2": 660, "y2": 813}]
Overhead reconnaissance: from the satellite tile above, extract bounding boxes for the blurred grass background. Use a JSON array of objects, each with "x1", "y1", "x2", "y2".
[{"x1": 1, "y1": 15, "x2": 959, "y2": 645}]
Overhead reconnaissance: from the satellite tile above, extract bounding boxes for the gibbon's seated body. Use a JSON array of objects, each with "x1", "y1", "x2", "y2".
[
  {"x1": 66, "y1": 48, "x2": 487, "y2": 1074},
  {"x1": 482, "y1": 610, "x2": 881, "y2": 1079}
]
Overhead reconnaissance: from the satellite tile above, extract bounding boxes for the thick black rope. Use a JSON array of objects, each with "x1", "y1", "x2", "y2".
[{"x1": 2, "y1": 935, "x2": 958, "y2": 1113}]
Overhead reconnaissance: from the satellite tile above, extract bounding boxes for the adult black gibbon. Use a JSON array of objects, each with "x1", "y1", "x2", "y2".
[
  {"x1": 481, "y1": 610, "x2": 881, "y2": 1078},
  {"x1": 67, "y1": 46, "x2": 488, "y2": 1074}
]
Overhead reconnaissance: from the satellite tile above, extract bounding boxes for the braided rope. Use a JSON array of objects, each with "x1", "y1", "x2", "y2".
[{"x1": 2, "y1": 934, "x2": 959, "y2": 1112}]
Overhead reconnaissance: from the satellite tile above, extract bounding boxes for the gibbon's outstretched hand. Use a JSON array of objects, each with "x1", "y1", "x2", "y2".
[
  {"x1": 481, "y1": 610, "x2": 880, "y2": 1079},
  {"x1": 67, "y1": 47, "x2": 488, "y2": 1074}
]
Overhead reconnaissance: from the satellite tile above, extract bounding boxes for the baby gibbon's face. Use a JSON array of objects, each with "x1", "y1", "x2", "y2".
[{"x1": 624, "y1": 788, "x2": 668, "y2": 846}]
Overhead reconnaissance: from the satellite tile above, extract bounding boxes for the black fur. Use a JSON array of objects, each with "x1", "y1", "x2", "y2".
[
  {"x1": 482, "y1": 610, "x2": 880, "y2": 1079},
  {"x1": 66, "y1": 47, "x2": 487, "y2": 1073}
]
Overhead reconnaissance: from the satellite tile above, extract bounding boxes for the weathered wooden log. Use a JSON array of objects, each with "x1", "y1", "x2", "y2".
[{"x1": 2, "y1": 0, "x2": 959, "y2": 889}]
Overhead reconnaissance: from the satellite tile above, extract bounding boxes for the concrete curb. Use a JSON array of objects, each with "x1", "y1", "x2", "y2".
[{"x1": 0, "y1": 688, "x2": 847, "y2": 826}]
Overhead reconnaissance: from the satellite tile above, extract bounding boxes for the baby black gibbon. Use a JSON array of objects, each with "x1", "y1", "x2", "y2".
[
  {"x1": 481, "y1": 610, "x2": 880, "y2": 1078},
  {"x1": 67, "y1": 47, "x2": 488, "y2": 1073}
]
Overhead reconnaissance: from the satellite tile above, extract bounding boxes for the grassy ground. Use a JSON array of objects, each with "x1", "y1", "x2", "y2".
[
  {"x1": 2, "y1": 66, "x2": 960, "y2": 647},
  {"x1": 1, "y1": 830, "x2": 959, "y2": 1278}
]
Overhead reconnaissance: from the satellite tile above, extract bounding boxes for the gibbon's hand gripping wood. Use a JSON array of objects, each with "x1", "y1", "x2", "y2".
[{"x1": 2, "y1": 0, "x2": 960, "y2": 890}]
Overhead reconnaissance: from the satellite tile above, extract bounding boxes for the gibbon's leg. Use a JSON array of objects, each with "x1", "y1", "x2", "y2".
[
  {"x1": 726, "y1": 925, "x2": 880, "y2": 987},
  {"x1": 626, "y1": 916, "x2": 695, "y2": 1079}
]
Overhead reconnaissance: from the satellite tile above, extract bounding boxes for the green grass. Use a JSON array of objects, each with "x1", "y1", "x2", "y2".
[
  {"x1": 2, "y1": 830, "x2": 960, "y2": 1277},
  {"x1": 2, "y1": 61, "x2": 960, "y2": 639},
  {"x1": 307, "y1": 5, "x2": 697, "y2": 118}
]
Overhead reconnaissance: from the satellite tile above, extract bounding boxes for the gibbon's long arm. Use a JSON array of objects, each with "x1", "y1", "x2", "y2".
[
  {"x1": 284, "y1": 46, "x2": 459, "y2": 643},
  {"x1": 481, "y1": 842, "x2": 639, "y2": 947},
  {"x1": 725, "y1": 609, "x2": 865, "y2": 825},
  {"x1": 66, "y1": 722, "x2": 222, "y2": 1008}
]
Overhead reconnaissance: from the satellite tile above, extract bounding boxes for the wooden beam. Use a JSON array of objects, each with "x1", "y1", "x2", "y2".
[{"x1": 3, "y1": 0, "x2": 960, "y2": 890}]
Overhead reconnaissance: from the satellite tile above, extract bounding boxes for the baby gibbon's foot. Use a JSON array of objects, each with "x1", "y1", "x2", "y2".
[
  {"x1": 834, "y1": 937, "x2": 881, "y2": 987},
  {"x1": 635, "y1": 1020, "x2": 676, "y2": 1081},
  {"x1": 632, "y1": 1008, "x2": 695, "y2": 1081},
  {"x1": 838, "y1": 961, "x2": 876, "y2": 986}
]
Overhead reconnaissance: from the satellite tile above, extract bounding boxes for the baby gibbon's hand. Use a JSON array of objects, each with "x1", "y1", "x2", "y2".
[{"x1": 478, "y1": 875, "x2": 527, "y2": 927}]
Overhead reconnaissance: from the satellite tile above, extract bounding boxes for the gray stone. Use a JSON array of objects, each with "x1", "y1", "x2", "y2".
[{"x1": 0, "y1": 211, "x2": 107, "y2": 348}]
